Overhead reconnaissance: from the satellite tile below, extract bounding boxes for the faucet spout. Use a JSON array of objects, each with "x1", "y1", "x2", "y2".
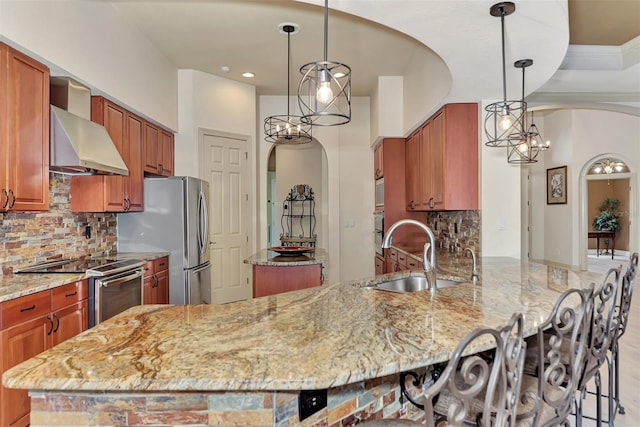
[
  {"x1": 463, "y1": 247, "x2": 479, "y2": 280},
  {"x1": 382, "y1": 219, "x2": 437, "y2": 289}
]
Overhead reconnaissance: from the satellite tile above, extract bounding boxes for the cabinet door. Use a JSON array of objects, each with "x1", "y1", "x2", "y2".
[
  {"x1": 1, "y1": 316, "x2": 50, "y2": 427},
  {"x1": 143, "y1": 274, "x2": 156, "y2": 305},
  {"x1": 155, "y1": 269, "x2": 169, "y2": 304},
  {"x1": 375, "y1": 255, "x2": 385, "y2": 275},
  {"x1": 126, "y1": 113, "x2": 144, "y2": 211},
  {"x1": 428, "y1": 111, "x2": 445, "y2": 210},
  {"x1": 374, "y1": 144, "x2": 383, "y2": 179},
  {"x1": 52, "y1": 300, "x2": 88, "y2": 347},
  {"x1": 143, "y1": 122, "x2": 160, "y2": 174},
  {"x1": 405, "y1": 130, "x2": 421, "y2": 211},
  {"x1": 160, "y1": 130, "x2": 174, "y2": 177},
  {"x1": 4, "y1": 45, "x2": 49, "y2": 212}
]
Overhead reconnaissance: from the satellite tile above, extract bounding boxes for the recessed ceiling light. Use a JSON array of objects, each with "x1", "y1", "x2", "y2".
[
  {"x1": 221, "y1": 66, "x2": 230, "y2": 73},
  {"x1": 242, "y1": 72, "x2": 255, "y2": 78}
]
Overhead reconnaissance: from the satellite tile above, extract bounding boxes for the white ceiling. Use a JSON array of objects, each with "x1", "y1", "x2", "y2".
[{"x1": 110, "y1": 0, "x2": 640, "y2": 107}]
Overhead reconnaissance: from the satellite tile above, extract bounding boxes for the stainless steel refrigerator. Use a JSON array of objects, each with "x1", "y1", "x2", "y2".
[{"x1": 117, "y1": 176, "x2": 211, "y2": 304}]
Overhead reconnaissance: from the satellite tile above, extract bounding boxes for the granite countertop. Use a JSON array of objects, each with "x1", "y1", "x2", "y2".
[
  {"x1": 244, "y1": 248, "x2": 327, "y2": 267},
  {"x1": 0, "y1": 252, "x2": 169, "y2": 303},
  {"x1": 3, "y1": 255, "x2": 602, "y2": 393}
]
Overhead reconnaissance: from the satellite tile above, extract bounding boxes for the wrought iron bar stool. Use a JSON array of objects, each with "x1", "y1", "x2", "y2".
[
  {"x1": 364, "y1": 312, "x2": 526, "y2": 427},
  {"x1": 574, "y1": 266, "x2": 621, "y2": 427},
  {"x1": 517, "y1": 285, "x2": 595, "y2": 426},
  {"x1": 590, "y1": 252, "x2": 638, "y2": 426}
]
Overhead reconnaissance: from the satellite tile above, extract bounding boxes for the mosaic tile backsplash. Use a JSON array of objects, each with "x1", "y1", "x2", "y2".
[
  {"x1": 426, "y1": 210, "x2": 481, "y2": 254},
  {"x1": 0, "y1": 174, "x2": 117, "y2": 275}
]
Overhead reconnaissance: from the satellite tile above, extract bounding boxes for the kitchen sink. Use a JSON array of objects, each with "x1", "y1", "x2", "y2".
[{"x1": 367, "y1": 275, "x2": 465, "y2": 293}]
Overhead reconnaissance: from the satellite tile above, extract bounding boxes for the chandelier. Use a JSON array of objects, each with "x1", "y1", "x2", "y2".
[
  {"x1": 264, "y1": 23, "x2": 312, "y2": 145},
  {"x1": 297, "y1": 0, "x2": 351, "y2": 126},
  {"x1": 507, "y1": 59, "x2": 550, "y2": 164},
  {"x1": 484, "y1": 2, "x2": 525, "y2": 148},
  {"x1": 590, "y1": 159, "x2": 629, "y2": 174}
]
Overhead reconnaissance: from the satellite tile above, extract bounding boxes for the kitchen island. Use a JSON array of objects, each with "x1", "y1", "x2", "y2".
[
  {"x1": 244, "y1": 248, "x2": 327, "y2": 297},
  {"x1": 3, "y1": 255, "x2": 600, "y2": 426}
]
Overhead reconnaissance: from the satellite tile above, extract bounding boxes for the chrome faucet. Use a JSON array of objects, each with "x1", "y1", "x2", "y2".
[
  {"x1": 382, "y1": 219, "x2": 437, "y2": 290},
  {"x1": 463, "y1": 247, "x2": 479, "y2": 280}
]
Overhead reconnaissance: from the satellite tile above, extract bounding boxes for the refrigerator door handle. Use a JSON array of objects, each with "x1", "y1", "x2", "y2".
[
  {"x1": 200, "y1": 190, "x2": 209, "y2": 252},
  {"x1": 192, "y1": 262, "x2": 210, "y2": 274}
]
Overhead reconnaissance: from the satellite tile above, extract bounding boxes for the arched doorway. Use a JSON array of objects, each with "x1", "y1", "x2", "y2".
[
  {"x1": 266, "y1": 140, "x2": 328, "y2": 249},
  {"x1": 579, "y1": 154, "x2": 637, "y2": 270}
]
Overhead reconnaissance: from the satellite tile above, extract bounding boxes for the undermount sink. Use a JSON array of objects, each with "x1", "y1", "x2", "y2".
[{"x1": 368, "y1": 275, "x2": 465, "y2": 293}]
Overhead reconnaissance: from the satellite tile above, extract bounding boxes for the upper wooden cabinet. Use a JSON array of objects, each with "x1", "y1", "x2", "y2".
[
  {"x1": 0, "y1": 43, "x2": 50, "y2": 212},
  {"x1": 70, "y1": 97, "x2": 144, "y2": 212},
  {"x1": 406, "y1": 103, "x2": 478, "y2": 211},
  {"x1": 144, "y1": 122, "x2": 174, "y2": 177},
  {"x1": 373, "y1": 143, "x2": 384, "y2": 179}
]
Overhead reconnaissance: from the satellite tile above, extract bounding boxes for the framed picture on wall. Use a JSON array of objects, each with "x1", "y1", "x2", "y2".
[{"x1": 547, "y1": 166, "x2": 567, "y2": 204}]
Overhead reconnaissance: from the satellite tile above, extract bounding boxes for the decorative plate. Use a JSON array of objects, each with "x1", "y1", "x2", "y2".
[{"x1": 268, "y1": 246, "x2": 313, "y2": 256}]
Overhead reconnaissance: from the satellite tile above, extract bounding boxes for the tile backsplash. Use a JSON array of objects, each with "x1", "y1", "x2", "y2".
[
  {"x1": 426, "y1": 210, "x2": 481, "y2": 254},
  {"x1": 0, "y1": 174, "x2": 116, "y2": 275}
]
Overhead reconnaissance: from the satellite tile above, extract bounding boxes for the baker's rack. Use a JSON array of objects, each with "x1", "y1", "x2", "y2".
[{"x1": 280, "y1": 184, "x2": 316, "y2": 248}]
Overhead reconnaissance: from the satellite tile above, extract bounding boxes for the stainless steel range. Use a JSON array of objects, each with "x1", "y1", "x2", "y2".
[{"x1": 15, "y1": 258, "x2": 145, "y2": 327}]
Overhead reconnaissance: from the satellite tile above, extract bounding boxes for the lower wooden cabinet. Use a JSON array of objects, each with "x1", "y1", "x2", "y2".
[
  {"x1": 375, "y1": 255, "x2": 385, "y2": 275},
  {"x1": 143, "y1": 256, "x2": 169, "y2": 304},
  {"x1": 0, "y1": 280, "x2": 88, "y2": 427},
  {"x1": 252, "y1": 264, "x2": 322, "y2": 298}
]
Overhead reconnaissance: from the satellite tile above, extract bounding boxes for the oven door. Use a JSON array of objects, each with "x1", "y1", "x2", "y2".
[{"x1": 92, "y1": 268, "x2": 143, "y2": 327}]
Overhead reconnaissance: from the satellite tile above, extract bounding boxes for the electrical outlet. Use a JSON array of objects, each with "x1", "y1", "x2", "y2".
[
  {"x1": 85, "y1": 225, "x2": 91, "y2": 239},
  {"x1": 298, "y1": 389, "x2": 327, "y2": 421}
]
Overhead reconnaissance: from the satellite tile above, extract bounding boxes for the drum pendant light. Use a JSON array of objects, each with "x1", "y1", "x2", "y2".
[
  {"x1": 507, "y1": 59, "x2": 551, "y2": 164},
  {"x1": 264, "y1": 23, "x2": 312, "y2": 145},
  {"x1": 484, "y1": 2, "x2": 525, "y2": 148},
  {"x1": 298, "y1": 0, "x2": 351, "y2": 126}
]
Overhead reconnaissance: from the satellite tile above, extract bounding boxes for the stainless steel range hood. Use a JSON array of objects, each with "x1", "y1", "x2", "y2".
[{"x1": 49, "y1": 77, "x2": 128, "y2": 176}]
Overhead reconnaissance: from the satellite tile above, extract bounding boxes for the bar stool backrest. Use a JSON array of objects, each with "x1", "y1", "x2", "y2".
[
  {"x1": 616, "y1": 252, "x2": 639, "y2": 340},
  {"x1": 519, "y1": 286, "x2": 594, "y2": 426}
]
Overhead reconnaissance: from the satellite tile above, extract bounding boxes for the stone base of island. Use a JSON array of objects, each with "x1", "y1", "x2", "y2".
[{"x1": 3, "y1": 254, "x2": 600, "y2": 426}]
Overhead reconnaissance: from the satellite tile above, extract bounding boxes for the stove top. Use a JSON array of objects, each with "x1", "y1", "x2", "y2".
[{"x1": 14, "y1": 258, "x2": 145, "y2": 276}]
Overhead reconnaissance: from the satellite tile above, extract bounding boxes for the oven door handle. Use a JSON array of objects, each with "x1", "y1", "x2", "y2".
[{"x1": 98, "y1": 270, "x2": 144, "y2": 288}]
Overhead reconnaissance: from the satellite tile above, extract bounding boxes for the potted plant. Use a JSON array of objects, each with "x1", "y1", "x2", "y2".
[{"x1": 592, "y1": 197, "x2": 621, "y2": 232}]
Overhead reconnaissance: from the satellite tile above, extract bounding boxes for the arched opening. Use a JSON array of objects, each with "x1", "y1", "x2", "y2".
[
  {"x1": 579, "y1": 154, "x2": 637, "y2": 270},
  {"x1": 266, "y1": 140, "x2": 328, "y2": 250}
]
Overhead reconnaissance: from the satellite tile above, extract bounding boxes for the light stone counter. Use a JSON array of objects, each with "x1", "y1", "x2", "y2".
[
  {"x1": 0, "y1": 252, "x2": 169, "y2": 303},
  {"x1": 244, "y1": 248, "x2": 327, "y2": 267},
  {"x1": 4, "y1": 256, "x2": 601, "y2": 393}
]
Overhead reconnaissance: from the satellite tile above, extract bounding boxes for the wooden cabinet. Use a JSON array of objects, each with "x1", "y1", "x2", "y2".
[
  {"x1": 252, "y1": 264, "x2": 322, "y2": 298},
  {"x1": 143, "y1": 123, "x2": 174, "y2": 177},
  {"x1": 385, "y1": 247, "x2": 400, "y2": 274},
  {"x1": 0, "y1": 280, "x2": 87, "y2": 427},
  {"x1": 143, "y1": 257, "x2": 169, "y2": 304},
  {"x1": 70, "y1": 97, "x2": 144, "y2": 212},
  {"x1": 373, "y1": 143, "x2": 384, "y2": 179},
  {"x1": 375, "y1": 255, "x2": 385, "y2": 275},
  {"x1": 0, "y1": 42, "x2": 50, "y2": 213},
  {"x1": 406, "y1": 103, "x2": 478, "y2": 211}
]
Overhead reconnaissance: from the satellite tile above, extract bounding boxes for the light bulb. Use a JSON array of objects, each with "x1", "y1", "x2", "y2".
[
  {"x1": 285, "y1": 123, "x2": 291, "y2": 135},
  {"x1": 499, "y1": 105, "x2": 512, "y2": 130},
  {"x1": 317, "y1": 81, "x2": 333, "y2": 104},
  {"x1": 518, "y1": 142, "x2": 529, "y2": 154},
  {"x1": 604, "y1": 165, "x2": 613, "y2": 174},
  {"x1": 594, "y1": 166, "x2": 603, "y2": 174},
  {"x1": 615, "y1": 164, "x2": 623, "y2": 172},
  {"x1": 276, "y1": 124, "x2": 281, "y2": 133}
]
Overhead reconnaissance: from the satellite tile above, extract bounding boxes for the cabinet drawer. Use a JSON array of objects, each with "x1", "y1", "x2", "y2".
[
  {"x1": 397, "y1": 252, "x2": 407, "y2": 263},
  {"x1": 1, "y1": 291, "x2": 50, "y2": 329},
  {"x1": 154, "y1": 257, "x2": 168, "y2": 272},
  {"x1": 406, "y1": 257, "x2": 420, "y2": 270},
  {"x1": 388, "y1": 248, "x2": 398, "y2": 261},
  {"x1": 51, "y1": 280, "x2": 87, "y2": 311}
]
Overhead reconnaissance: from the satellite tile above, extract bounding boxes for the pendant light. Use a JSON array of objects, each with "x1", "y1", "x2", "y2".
[
  {"x1": 507, "y1": 59, "x2": 551, "y2": 164},
  {"x1": 484, "y1": 2, "x2": 525, "y2": 148},
  {"x1": 298, "y1": 0, "x2": 351, "y2": 126},
  {"x1": 264, "y1": 23, "x2": 312, "y2": 145}
]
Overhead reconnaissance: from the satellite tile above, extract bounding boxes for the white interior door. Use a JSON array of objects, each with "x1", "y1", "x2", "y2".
[{"x1": 200, "y1": 130, "x2": 251, "y2": 304}]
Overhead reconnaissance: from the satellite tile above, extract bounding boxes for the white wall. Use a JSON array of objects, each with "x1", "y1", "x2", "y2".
[
  {"x1": 529, "y1": 109, "x2": 640, "y2": 268},
  {"x1": 371, "y1": 76, "x2": 404, "y2": 143},
  {"x1": 258, "y1": 96, "x2": 373, "y2": 285},
  {"x1": 0, "y1": 0, "x2": 177, "y2": 130},
  {"x1": 175, "y1": 70, "x2": 257, "y2": 177},
  {"x1": 480, "y1": 100, "x2": 523, "y2": 258}
]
